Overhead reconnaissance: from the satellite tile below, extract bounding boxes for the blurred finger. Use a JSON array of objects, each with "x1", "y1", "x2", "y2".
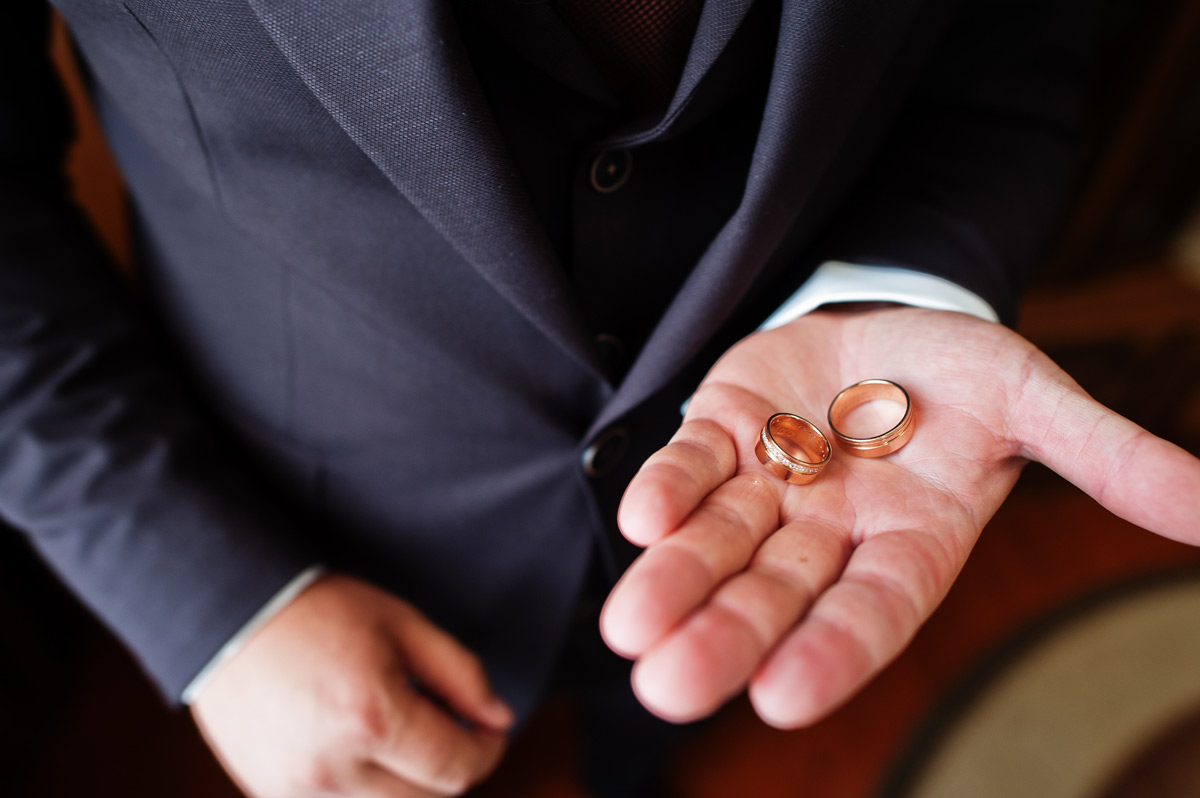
[
  {"x1": 389, "y1": 603, "x2": 514, "y2": 731},
  {"x1": 349, "y1": 762, "x2": 446, "y2": 797},
  {"x1": 631, "y1": 519, "x2": 851, "y2": 722},
  {"x1": 749, "y1": 525, "x2": 967, "y2": 728},
  {"x1": 602, "y1": 471, "x2": 783, "y2": 657},
  {"x1": 371, "y1": 683, "x2": 508, "y2": 796}
]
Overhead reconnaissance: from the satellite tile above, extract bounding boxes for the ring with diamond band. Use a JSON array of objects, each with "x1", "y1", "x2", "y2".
[
  {"x1": 754, "y1": 413, "x2": 832, "y2": 485},
  {"x1": 827, "y1": 379, "x2": 916, "y2": 457}
]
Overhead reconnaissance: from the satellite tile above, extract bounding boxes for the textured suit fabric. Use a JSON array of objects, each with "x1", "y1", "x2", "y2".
[
  {"x1": 0, "y1": 0, "x2": 1090, "y2": 716},
  {"x1": 556, "y1": 0, "x2": 705, "y2": 111}
]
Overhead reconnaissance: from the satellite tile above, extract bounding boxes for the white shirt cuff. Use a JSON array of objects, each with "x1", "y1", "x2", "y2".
[
  {"x1": 180, "y1": 564, "x2": 326, "y2": 705},
  {"x1": 759, "y1": 260, "x2": 1000, "y2": 330}
]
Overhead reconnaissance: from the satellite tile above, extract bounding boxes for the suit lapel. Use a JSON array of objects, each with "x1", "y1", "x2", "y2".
[
  {"x1": 246, "y1": 0, "x2": 602, "y2": 374},
  {"x1": 657, "y1": 0, "x2": 756, "y2": 135},
  {"x1": 593, "y1": 0, "x2": 931, "y2": 432}
]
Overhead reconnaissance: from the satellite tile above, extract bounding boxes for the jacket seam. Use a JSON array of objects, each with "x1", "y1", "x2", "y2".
[{"x1": 120, "y1": 2, "x2": 225, "y2": 208}]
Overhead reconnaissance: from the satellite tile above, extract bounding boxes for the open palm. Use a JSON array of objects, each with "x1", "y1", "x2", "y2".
[{"x1": 601, "y1": 306, "x2": 1200, "y2": 728}]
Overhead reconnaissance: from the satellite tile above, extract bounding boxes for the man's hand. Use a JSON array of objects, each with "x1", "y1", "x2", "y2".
[
  {"x1": 602, "y1": 306, "x2": 1200, "y2": 729},
  {"x1": 191, "y1": 574, "x2": 514, "y2": 797}
]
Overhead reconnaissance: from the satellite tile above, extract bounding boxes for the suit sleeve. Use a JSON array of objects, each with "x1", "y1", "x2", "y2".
[
  {"x1": 813, "y1": 0, "x2": 1096, "y2": 324},
  {"x1": 1, "y1": 2, "x2": 316, "y2": 701}
]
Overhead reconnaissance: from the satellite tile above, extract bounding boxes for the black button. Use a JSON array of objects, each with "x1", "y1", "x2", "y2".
[
  {"x1": 593, "y1": 333, "x2": 625, "y2": 377},
  {"x1": 590, "y1": 149, "x2": 632, "y2": 193},
  {"x1": 581, "y1": 426, "x2": 630, "y2": 478}
]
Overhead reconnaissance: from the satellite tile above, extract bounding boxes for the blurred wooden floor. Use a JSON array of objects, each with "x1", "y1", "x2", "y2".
[{"x1": 7, "y1": 14, "x2": 1200, "y2": 798}]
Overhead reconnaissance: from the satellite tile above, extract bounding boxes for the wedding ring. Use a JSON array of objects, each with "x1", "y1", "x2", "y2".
[
  {"x1": 827, "y1": 379, "x2": 916, "y2": 457},
  {"x1": 754, "y1": 413, "x2": 832, "y2": 485}
]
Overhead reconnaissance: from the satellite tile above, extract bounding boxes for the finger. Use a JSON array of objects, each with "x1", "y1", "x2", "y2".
[
  {"x1": 601, "y1": 471, "x2": 783, "y2": 657},
  {"x1": 371, "y1": 682, "x2": 508, "y2": 796},
  {"x1": 617, "y1": 417, "x2": 740, "y2": 546},
  {"x1": 630, "y1": 519, "x2": 851, "y2": 722},
  {"x1": 1011, "y1": 364, "x2": 1200, "y2": 541},
  {"x1": 348, "y1": 762, "x2": 446, "y2": 798},
  {"x1": 388, "y1": 602, "x2": 514, "y2": 731},
  {"x1": 749, "y1": 525, "x2": 966, "y2": 728}
]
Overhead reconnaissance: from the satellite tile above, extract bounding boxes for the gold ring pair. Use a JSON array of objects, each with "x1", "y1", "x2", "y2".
[{"x1": 755, "y1": 379, "x2": 915, "y2": 485}]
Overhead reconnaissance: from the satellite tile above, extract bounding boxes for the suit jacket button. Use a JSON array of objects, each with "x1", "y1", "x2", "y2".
[
  {"x1": 590, "y1": 149, "x2": 632, "y2": 193},
  {"x1": 582, "y1": 426, "x2": 630, "y2": 478}
]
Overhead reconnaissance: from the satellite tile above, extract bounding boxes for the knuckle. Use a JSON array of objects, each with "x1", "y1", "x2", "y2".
[
  {"x1": 342, "y1": 694, "x2": 392, "y2": 748},
  {"x1": 293, "y1": 758, "x2": 340, "y2": 794}
]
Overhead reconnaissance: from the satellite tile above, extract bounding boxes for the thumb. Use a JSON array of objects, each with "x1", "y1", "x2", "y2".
[
  {"x1": 384, "y1": 600, "x2": 515, "y2": 731},
  {"x1": 1010, "y1": 358, "x2": 1200, "y2": 542}
]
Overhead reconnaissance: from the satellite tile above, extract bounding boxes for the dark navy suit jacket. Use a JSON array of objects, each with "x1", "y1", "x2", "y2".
[{"x1": 0, "y1": 0, "x2": 1087, "y2": 717}]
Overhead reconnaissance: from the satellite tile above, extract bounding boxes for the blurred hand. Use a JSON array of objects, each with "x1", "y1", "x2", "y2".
[
  {"x1": 603, "y1": 306, "x2": 1200, "y2": 728},
  {"x1": 191, "y1": 574, "x2": 513, "y2": 797}
]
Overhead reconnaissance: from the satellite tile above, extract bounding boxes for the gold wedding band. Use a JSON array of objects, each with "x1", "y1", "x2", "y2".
[
  {"x1": 827, "y1": 379, "x2": 916, "y2": 457},
  {"x1": 754, "y1": 413, "x2": 832, "y2": 485}
]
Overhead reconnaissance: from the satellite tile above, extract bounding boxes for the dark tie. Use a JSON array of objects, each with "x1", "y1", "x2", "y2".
[{"x1": 556, "y1": 0, "x2": 705, "y2": 113}]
